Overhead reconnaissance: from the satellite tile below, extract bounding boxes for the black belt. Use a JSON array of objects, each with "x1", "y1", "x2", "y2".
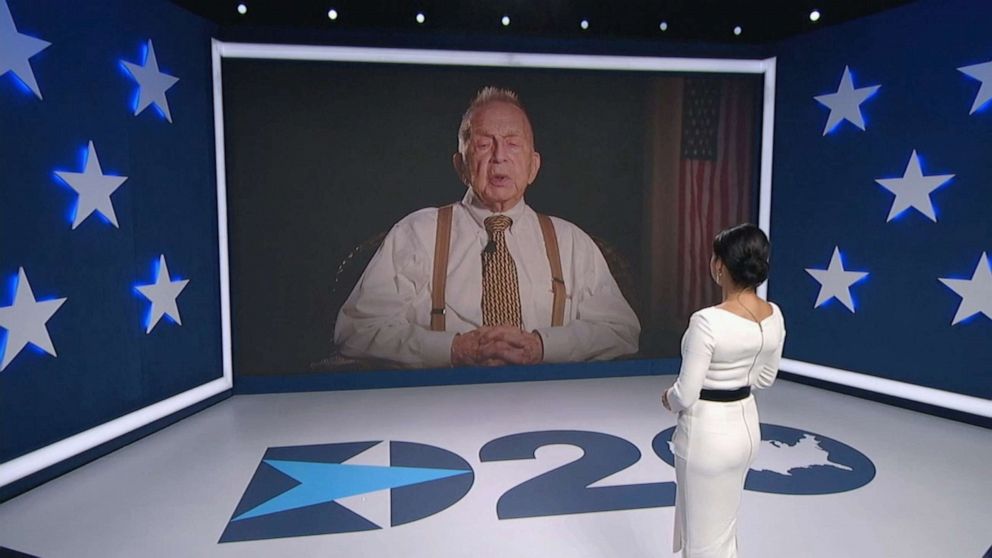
[{"x1": 699, "y1": 386, "x2": 751, "y2": 402}]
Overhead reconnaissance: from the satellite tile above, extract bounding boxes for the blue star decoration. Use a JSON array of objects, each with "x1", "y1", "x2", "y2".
[
  {"x1": 134, "y1": 255, "x2": 189, "y2": 334},
  {"x1": 0, "y1": 0, "x2": 51, "y2": 99},
  {"x1": 814, "y1": 66, "x2": 880, "y2": 135},
  {"x1": 54, "y1": 141, "x2": 129, "y2": 229},
  {"x1": 805, "y1": 247, "x2": 869, "y2": 313},
  {"x1": 939, "y1": 252, "x2": 992, "y2": 325},
  {"x1": 874, "y1": 150, "x2": 954, "y2": 223},
  {"x1": 0, "y1": 267, "x2": 67, "y2": 372},
  {"x1": 234, "y1": 460, "x2": 469, "y2": 521},
  {"x1": 121, "y1": 39, "x2": 179, "y2": 123},
  {"x1": 957, "y1": 59, "x2": 992, "y2": 114}
]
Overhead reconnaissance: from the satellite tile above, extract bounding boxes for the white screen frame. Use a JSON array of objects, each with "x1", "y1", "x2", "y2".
[
  {"x1": 211, "y1": 40, "x2": 778, "y2": 374},
  {"x1": 210, "y1": 42, "x2": 989, "y2": 419}
]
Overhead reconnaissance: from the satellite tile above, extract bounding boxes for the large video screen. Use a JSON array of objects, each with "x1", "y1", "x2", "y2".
[{"x1": 219, "y1": 47, "x2": 767, "y2": 375}]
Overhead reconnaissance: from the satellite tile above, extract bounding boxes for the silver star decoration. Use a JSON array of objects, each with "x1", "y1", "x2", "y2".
[
  {"x1": 814, "y1": 66, "x2": 880, "y2": 135},
  {"x1": 55, "y1": 141, "x2": 128, "y2": 229},
  {"x1": 805, "y1": 247, "x2": 869, "y2": 313},
  {"x1": 0, "y1": 268, "x2": 67, "y2": 371},
  {"x1": 0, "y1": 0, "x2": 51, "y2": 99},
  {"x1": 874, "y1": 150, "x2": 954, "y2": 222},
  {"x1": 135, "y1": 255, "x2": 189, "y2": 334},
  {"x1": 121, "y1": 39, "x2": 179, "y2": 123},
  {"x1": 939, "y1": 253, "x2": 992, "y2": 325},
  {"x1": 958, "y1": 59, "x2": 992, "y2": 115}
]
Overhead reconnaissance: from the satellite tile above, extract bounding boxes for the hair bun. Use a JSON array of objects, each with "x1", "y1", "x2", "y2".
[
  {"x1": 712, "y1": 223, "x2": 770, "y2": 289},
  {"x1": 738, "y1": 255, "x2": 769, "y2": 287}
]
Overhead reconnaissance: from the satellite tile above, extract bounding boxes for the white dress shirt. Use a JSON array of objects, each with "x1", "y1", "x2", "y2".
[
  {"x1": 334, "y1": 190, "x2": 641, "y2": 368},
  {"x1": 667, "y1": 303, "x2": 786, "y2": 413}
]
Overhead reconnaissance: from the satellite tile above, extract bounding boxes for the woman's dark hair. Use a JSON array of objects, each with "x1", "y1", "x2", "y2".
[{"x1": 712, "y1": 223, "x2": 770, "y2": 289}]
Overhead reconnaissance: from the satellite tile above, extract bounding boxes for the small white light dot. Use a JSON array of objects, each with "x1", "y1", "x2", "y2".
[
  {"x1": 328, "y1": 8, "x2": 338, "y2": 20},
  {"x1": 237, "y1": 3, "x2": 247, "y2": 15},
  {"x1": 501, "y1": 15, "x2": 510, "y2": 27},
  {"x1": 810, "y1": 9, "x2": 821, "y2": 22},
  {"x1": 416, "y1": 12, "x2": 425, "y2": 24},
  {"x1": 733, "y1": 25, "x2": 742, "y2": 36},
  {"x1": 659, "y1": 21, "x2": 668, "y2": 31},
  {"x1": 580, "y1": 19, "x2": 589, "y2": 30}
]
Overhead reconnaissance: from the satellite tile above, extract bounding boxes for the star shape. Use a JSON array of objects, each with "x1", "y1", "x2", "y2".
[
  {"x1": 874, "y1": 150, "x2": 954, "y2": 222},
  {"x1": 55, "y1": 141, "x2": 128, "y2": 229},
  {"x1": 958, "y1": 59, "x2": 992, "y2": 114},
  {"x1": 121, "y1": 39, "x2": 179, "y2": 123},
  {"x1": 939, "y1": 253, "x2": 992, "y2": 325},
  {"x1": 0, "y1": 268, "x2": 67, "y2": 371},
  {"x1": 135, "y1": 255, "x2": 189, "y2": 334},
  {"x1": 234, "y1": 460, "x2": 469, "y2": 521},
  {"x1": 805, "y1": 247, "x2": 869, "y2": 313},
  {"x1": 814, "y1": 66, "x2": 880, "y2": 135},
  {"x1": 0, "y1": 0, "x2": 51, "y2": 99}
]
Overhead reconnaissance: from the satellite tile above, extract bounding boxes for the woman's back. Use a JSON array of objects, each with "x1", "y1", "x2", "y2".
[
  {"x1": 694, "y1": 303, "x2": 785, "y2": 390},
  {"x1": 667, "y1": 302, "x2": 786, "y2": 413}
]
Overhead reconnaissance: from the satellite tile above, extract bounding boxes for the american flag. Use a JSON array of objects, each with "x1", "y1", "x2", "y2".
[{"x1": 676, "y1": 77, "x2": 757, "y2": 318}]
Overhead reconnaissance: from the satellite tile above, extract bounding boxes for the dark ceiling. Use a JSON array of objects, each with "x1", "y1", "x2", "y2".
[{"x1": 169, "y1": 0, "x2": 915, "y2": 44}]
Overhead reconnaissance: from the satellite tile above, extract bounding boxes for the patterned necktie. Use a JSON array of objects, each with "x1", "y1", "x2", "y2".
[{"x1": 482, "y1": 215, "x2": 523, "y2": 327}]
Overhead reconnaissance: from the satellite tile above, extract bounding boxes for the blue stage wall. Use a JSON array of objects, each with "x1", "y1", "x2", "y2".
[
  {"x1": 769, "y1": 0, "x2": 992, "y2": 399},
  {"x1": 0, "y1": 0, "x2": 221, "y2": 466}
]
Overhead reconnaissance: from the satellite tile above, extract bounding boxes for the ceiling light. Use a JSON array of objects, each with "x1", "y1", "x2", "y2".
[
  {"x1": 328, "y1": 8, "x2": 338, "y2": 20},
  {"x1": 659, "y1": 21, "x2": 668, "y2": 32},
  {"x1": 416, "y1": 12, "x2": 425, "y2": 24},
  {"x1": 501, "y1": 15, "x2": 510, "y2": 27},
  {"x1": 733, "y1": 25, "x2": 742, "y2": 36},
  {"x1": 580, "y1": 19, "x2": 589, "y2": 30},
  {"x1": 810, "y1": 9, "x2": 821, "y2": 22},
  {"x1": 236, "y1": 3, "x2": 247, "y2": 15}
]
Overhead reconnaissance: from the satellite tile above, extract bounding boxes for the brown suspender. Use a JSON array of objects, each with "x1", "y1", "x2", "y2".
[
  {"x1": 537, "y1": 214, "x2": 566, "y2": 327},
  {"x1": 429, "y1": 206, "x2": 565, "y2": 331},
  {"x1": 430, "y1": 205, "x2": 453, "y2": 331}
]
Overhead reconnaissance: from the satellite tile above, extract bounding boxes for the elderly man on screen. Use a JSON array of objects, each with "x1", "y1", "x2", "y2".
[{"x1": 334, "y1": 87, "x2": 640, "y2": 368}]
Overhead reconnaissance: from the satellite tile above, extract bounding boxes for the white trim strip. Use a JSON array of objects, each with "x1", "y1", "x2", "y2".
[
  {"x1": 216, "y1": 42, "x2": 769, "y2": 74},
  {"x1": 781, "y1": 358, "x2": 992, "y2": 418},
  {"x1": 213, "y1": 39, "x2": 234, "y2": 387},
  {"x1": 0, "y1": 378, "x2": 230, "y2": 487},
  {"x1": 757, "y1": 56, "x2": 776, "y2": 301}
]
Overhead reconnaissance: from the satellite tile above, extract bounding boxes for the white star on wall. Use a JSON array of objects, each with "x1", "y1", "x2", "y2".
[
  {"x1": 135, "y1": 255, "x2": 189, "y2": 334},
  {"x1": 814, "y1": 66, "x2": 880, "y2": 135},
  {"x1": 957, "y1": 59, "x2": 992, "y2": 115},
  {"x1": 0, "y1": 268, "x2": 67, "y2": 371},
  {"x1": 55, "y1": 141, "x2": 128, "y2": 229},
  {"x1": 874, "y1": 150, "x2": 954, "y2": 222},
  {"x1": 121, "y1": 39, "x2": 179, "y2": 123},
  {"x1": 0, "y1": 0, "x2": 51, "y2": 99},
  {"x1": 806, "y1": 247, "x2": 869, "y2": 313},
  {"x1": 939, "y1": 253, "x2": 992, "y2": 325}
]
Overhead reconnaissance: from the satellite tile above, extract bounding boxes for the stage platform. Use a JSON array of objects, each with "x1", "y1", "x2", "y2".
[{"x1": 0, "y1": 375, "x2": 989, "y2": 557}]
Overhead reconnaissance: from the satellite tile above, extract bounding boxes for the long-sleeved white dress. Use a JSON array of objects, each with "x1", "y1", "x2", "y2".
[{"x1": 666, "y1": 303, "x2": 786, "y2": 558}]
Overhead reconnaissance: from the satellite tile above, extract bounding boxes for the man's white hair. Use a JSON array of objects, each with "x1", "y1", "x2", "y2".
[{"x1": 457, "y1": 86, "x2": 533, "y2": 155}]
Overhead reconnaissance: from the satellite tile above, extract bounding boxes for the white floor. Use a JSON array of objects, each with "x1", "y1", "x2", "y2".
[{"x1": 0, "y1": 375, "x2": 990, "y2": 558}]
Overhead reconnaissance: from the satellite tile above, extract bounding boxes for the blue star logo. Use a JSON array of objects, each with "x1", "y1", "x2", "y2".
[
  {"x1": 221, "y1": 440, "x2": 474, "y2": 543},
  {"x1": 234, "y1": 460, "x2": 469, "y2": 521}
]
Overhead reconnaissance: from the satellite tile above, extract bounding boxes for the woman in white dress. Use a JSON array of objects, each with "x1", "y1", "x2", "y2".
[{"x1": 662, "y1": 224, "x2": 786, "y2": 558}]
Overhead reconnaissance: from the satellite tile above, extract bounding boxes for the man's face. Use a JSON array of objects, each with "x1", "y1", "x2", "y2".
[{"x1": 454, "y1": 101, "x2": 541, "y2": 212}]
